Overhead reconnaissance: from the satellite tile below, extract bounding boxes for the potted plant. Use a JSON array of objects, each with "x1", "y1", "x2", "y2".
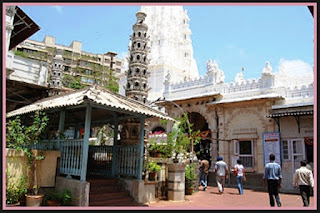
[
  {"x1": 6, "y1": 110, "x2": 49, "y2": 206},
  {"x1": 6, "y1": 169, "x2": 27, "y2": 206},
  {"x1": 162, "y1": 113, "x2": 200, "y2": 201},
  {"x1": 185, "y1": 163, "x2": 198, "y2": 195},
  {"x1": 166, "y1": 113, "x2": 200, "y2": 163},
  {"x1": 146, "y1": 161, "x2": 162, "y2": 181},
  {"x1": 44, "y1": 189, "x2": 72, "y2": 206},
  {"x1": 147, "y1": 139, "x2": 168, "y2": 158}
]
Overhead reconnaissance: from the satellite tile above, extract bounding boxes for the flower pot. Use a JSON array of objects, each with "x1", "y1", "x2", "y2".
[
  {"x1": 47, "y1": 200, "x2": 60, "y2": 206},
  {"x1": 6, "y1": 202, "x2": 20, "y2": 207},
  {"x1": 185, "y1": 188, "x2": 193, "y2": 195},
  {"x1": 150, "y1": 151, "x2": 162, "y2": 158},
  {"x1": 25, "y1": 194, "x2": 44, "y2": 206},
  {"x1": 148, "y1": 172, "x2": 156, "y2": 181}
]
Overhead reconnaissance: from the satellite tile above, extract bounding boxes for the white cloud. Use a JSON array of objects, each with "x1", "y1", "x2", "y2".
[
  {"x1": 53, "y1": 6, "x2": 63, "y2": 14},
  {"x1": 119, "y1": 51, "x2": 129, "y2": 73},
  {"x1": 273, "y1": 59, "x2": 314, "y2": 88},
  {"x1": 275, "y1": 59, "x2": 313, "y2": 76}
]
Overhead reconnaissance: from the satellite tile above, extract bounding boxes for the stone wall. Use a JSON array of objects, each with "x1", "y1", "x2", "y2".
[
  {"x1": 6, "y1": 148, "x2": 61, "y2": 188},
  {"x1": 120, "y1": 179, "x2": 156, "y2": 204},
  {"x1": 55, "y1": 176, "x2": 90, "y2": 206}
]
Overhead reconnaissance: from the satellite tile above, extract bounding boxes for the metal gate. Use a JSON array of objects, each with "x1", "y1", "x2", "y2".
[{"x1": 87, "y1": 145, "x2": 113, "y2": 177}]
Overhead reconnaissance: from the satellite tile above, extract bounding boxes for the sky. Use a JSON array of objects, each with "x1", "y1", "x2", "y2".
[{"x1": 19, "y1": 4, "x2": 314, "y2": 83}]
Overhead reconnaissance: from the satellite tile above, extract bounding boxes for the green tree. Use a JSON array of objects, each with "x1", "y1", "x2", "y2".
[
  {"x1": 166, "y1": 113, "x2": 201, "y2": 163},
  {"x1": 6, "y1": 110, "x2": 49, "y2": 195}
]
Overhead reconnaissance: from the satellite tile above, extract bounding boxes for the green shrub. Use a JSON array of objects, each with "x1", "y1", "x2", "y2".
[
  {"x1": 6, "y1": 170, "x2": 27, "y2": 204},
  {"x1": 44, "y1": 189, "x2": 72, "y2": 206},
  {"x1": 185, "y1": 163, "x2": 198, "y2": 189},
  {"x1": 146, "y1": 162, "x2": 161, "y2": 173}
]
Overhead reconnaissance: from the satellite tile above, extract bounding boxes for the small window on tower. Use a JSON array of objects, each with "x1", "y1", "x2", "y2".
[
  {"x1": 127, "y1": 83, "x2": 131, "y2": 89},
  {"x1": 138, "y1": 43, "x2": 141, "y2": 48},
  {"x1": 138, "y1": 32, "x2": 141, "y2": 37},
  {"x1": 133, "y1": 32, "x2": 135, "y2": 37},
  {"x1": 143, "y1": 70, "x2": 146, "y2": 75},
  {"x1": 144, "y1": 33, "x2": 147, "y2": 37},
  {"x1": 137, "y1": 55, "x2": 140, "y2": 60},
  {"x1": 128, "y1": 69, "x2": 132, "y2": 75},
  {"x1": 136, "y1": 68, "x2": 140, "y2": 74}
]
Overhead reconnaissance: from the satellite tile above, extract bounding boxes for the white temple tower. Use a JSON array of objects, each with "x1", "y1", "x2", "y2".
[
  {"x1": 120, "y1": 6, "x2": 199, "y2": 101},
  {"x1": 48, "y1": 49, "x2": 64, "y2": 96},
  {"x1": 125, "y1": 11, "x2": 150, "y2": 104}
]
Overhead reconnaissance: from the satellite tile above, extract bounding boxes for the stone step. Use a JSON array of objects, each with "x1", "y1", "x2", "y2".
[
  {"x1": 87, "y1": 178, "x2": 119, "y2": 186},
  {"x1": 89, "y1": 197, "x2": 136, "y2": 206},
  {"x1": 90, "y1": 185, "x2": 123, "y2": 193},
  {"x1": 89, "y1": 191, "x2": 130, "y2": 202}
]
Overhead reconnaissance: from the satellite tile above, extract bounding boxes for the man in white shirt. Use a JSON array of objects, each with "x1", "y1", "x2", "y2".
[
  {"x1": 293, "y1": 160, "x2": 314, "y2": 207},
  {"x1": 215, "y1": 156, "x2": 228, "y2": 195}
]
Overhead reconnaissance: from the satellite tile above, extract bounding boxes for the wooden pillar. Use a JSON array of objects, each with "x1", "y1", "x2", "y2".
[
  {"x1": 112, "y1": 120, "x2": 119, "y2": 177},
  {"x1": 138, "y1": 117, "x2": 145, "y2": 180},
  {"x1": 80, "y1": 104, "x2": 92, "y2": 182},
  {"x1": 58, "y1": 110, "x2": 65, "y2": 149}
]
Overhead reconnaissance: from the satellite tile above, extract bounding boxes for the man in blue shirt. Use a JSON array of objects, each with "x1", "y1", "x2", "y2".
[{"x1": 263, "y1": 154, "x2": 282, "y2": 207}]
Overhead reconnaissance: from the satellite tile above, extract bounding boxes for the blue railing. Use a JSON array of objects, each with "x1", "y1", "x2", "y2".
[
  {"x1": 31, "y1": 140, "x2": 60, "y2": 150},
  {"x1": 59, "y1": 139, "x2": 83, "y2": 177},
  {"x1": 30, "y1": 140, "x2": 141, "y2": 179},
  {"x1": 115, "y1": 145, "x2": 140, "y2": 178}
]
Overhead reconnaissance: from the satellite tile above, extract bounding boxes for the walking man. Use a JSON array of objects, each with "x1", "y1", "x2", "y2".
[
  {"x1": 215, "y1": 156, "x2": 228, "y2": 195},
  {"x1": 293, "y1": 160, "x2": 314, "y2": 207},
  {"x1": 200, "y1": 156, "x2": 210, "y2": 191},
  {"x1": 263, "y1": 154, "x2": 282, "y2": 207}
]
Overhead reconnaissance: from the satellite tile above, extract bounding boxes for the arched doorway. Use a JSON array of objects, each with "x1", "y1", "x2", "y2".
[{"x1": 188, "y1": 112, "x2": 211, "y2": 163}]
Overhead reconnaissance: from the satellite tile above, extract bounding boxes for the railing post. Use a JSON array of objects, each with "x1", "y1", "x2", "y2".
[
  {"x1": 112, "y1": 120, "x2": 119, "y2": 177},
  {"x1": 80, "y1": 104, "x2": 92, "y2": 182},
  {"x1": 138, "y1": 117, "x2": 145, "y2": 180},
  {"x1": 58, "y1": 110, "x2": 65, "y2": 149}
]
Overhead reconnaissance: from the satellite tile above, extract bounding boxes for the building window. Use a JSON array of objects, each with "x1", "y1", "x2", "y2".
[
  {"x1": 85, "y1": 70, "x2": 92, "y2": 75},
  {"x1": 282, "y1": 140, "x2": 290, "y2": 160},
  {"x1": 234, "y1": 140, "x2": 254, "y2": 168},
  {"x1": 281, "y1": 139, "x2": 305, "y2": 171},
  {"x1": 138, "y1": 32, "x2": 141, "y2": 37}
]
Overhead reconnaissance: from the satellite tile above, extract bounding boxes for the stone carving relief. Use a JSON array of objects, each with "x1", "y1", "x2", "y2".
[
  {"x1": 206, "y1": 59, "x2": 225, "y2": 84},
  {"x1": 262, "y1": 61, "x2": 272, "y2": 74},
  {"x1": 235, "y1": 71, "x2": 245, "y2": 84}
]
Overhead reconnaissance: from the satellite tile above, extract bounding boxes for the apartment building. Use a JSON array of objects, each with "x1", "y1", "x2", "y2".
[{"x1": 15, "y1": 35, "x2": 123, "y2": 89}]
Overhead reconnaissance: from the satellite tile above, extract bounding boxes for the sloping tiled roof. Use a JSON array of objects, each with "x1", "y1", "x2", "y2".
[{"x1": 6, "y1": 85, "x2": 174, "y2": 121}]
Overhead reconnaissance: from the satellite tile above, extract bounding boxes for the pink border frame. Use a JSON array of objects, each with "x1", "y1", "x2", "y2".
[{"x1": 2, "y1": 2, "x2": 317, "y2": 210}]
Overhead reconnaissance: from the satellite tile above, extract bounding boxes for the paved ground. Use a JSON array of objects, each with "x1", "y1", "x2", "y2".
[{"x1": 145, "y1": 186, "x2": 316, "y2": 210}]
